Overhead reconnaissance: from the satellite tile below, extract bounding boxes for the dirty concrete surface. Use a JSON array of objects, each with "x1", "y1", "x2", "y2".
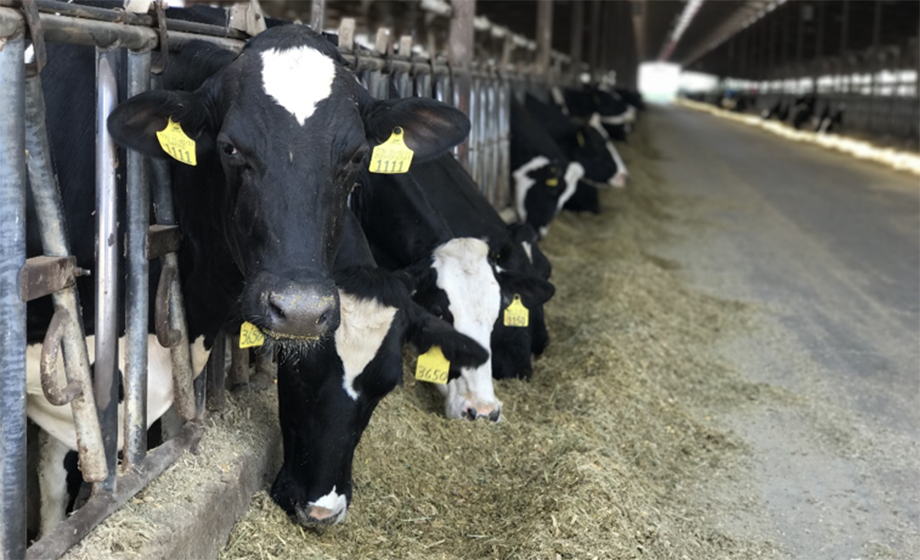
[{"x1": 650, "y1": 104, "x2": 920, "y2": 560}]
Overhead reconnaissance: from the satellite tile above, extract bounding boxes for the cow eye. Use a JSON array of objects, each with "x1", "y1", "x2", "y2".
[
  {"x1": 220, "y1": 142, "x2": 239, "y2": 158},
  {"x1": 349, "y1": 148, "x2": 368, "y2": 166}
]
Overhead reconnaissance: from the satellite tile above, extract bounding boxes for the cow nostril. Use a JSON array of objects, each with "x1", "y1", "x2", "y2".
[
  {"x1": 268, "y1": 294, "x2": 286, "y2": 322},
  {"x1": 488, "y1": 409, "x2": 501, "y2": 422},
  {"x1": 466, "y1": 407, "x2": 477, "y2": 420},
  {"x1": 316, "y1": 309, "x2": 332, "y2": 326}
]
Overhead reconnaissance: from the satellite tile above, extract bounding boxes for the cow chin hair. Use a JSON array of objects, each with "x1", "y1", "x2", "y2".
[{"x1": 271, "y1": 333, "x2": 330, "y2": 364}]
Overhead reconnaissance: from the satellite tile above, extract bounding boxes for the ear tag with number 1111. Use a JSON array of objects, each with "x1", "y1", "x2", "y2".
[
  {"x1": 369, "y1": 126, "x2": 414, "y2": 174},
  {"x1": 156, "y1": 117, "x2": 197, "y2": 166},
  {"x1": 503, "y1": 294, "x2": 529, "y2": 328},
  {"x1": 415, "y1": 346, "x2": 450, "y2": 384}
]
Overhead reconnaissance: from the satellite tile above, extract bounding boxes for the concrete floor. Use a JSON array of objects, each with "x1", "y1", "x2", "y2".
[{"x1": 648, "y1": 105, "x2": 920, "y2": 559}]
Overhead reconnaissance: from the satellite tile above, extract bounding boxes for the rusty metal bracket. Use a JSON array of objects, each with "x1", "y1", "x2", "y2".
[
  {"x1": 22, "y1": 0, "x2": 47, "y2": 76},
  {"x1": 155, "y1": 263, "x2": 181, "y2": 348},
  {"x1": 150, "y1": 0, "x2": 168, "y2": 74},
  {"x1": 40, "y1": 307, "x2": 83, "y2": 406},
  {"x1": 19, "y1": 255, "x2": 80, "y2": 302},
  {"x1": 146, "y1": 224, "x2": 182, "y2": 260}
]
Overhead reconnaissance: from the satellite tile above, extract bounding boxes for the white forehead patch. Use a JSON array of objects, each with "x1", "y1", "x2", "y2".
[
  {"x1": 261, "y1": 46, "x2": 336, "y2": 125},
  {"x1": 432, "y1": 238, "x2": 501, "y2": 419},
  {"x1": 335, "y1": 291, "x2": 397, "y2": 401}
]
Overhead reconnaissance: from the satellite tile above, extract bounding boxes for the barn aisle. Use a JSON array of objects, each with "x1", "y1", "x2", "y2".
[{"x1": 649, "y1": 104, "x2": 920, "y2": 559}]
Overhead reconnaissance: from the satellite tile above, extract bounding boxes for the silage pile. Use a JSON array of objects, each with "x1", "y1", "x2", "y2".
[{"x1": 219, "y1": 116, "x2": 776, "y2": 560}]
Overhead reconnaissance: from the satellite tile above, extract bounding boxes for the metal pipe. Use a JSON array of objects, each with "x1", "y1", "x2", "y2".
[
  {"x1": 449, "y1": 0, "x2": 475, "y2": 170},
  {"x1": 0, "y1": 30, "x2": 27, "y2": 560},
  {"x1": 23, "y1": 70, "x2": 107, "y2": 485},
  {"x1": 123, "y1": 49, "x2": 151, "y2": 472},
  {"x1": 569, "y1": 0, "x2": 584, "y2": 80},
  {"x1": 93, "y1": 47, "x2": 120, "y2": 494},
  {"x1": 311, "y1": 0, "x2": 324, "y2": 32},
  {"x1": 588, "y1": 0, "x2": 601, "y2": 74},
  {"x1": 535, "y1": 0, "x2": 553, "y2": 76},
  {"x1": 149, "y1": 159, "x2": 197, "y2": 422},
  {"x1": 0, "y1": 8, "x2": 242, "y2": 52}
]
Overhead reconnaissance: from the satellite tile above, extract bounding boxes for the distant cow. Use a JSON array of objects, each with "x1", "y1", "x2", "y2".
[
  {"x1": 408, "y1": 154, "x2": 556, "y2": 380},
  {"x1": 29, "y1": 23, "x2": 470, "y2": 534},
  {"x1": 557, "y1": 86, "x2": 636, "y2": 142},
  {"x1": 510, "y1": 97, "x2": 586, "y2": 237},
  {"x1": 790, "y1": 93, "x2": 817, "y2": 129},
  {"x1": 524, "y1": 94, "x2": 627, "y2": 189}
]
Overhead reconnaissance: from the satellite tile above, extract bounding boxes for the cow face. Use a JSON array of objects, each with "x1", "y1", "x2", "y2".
[
  {"x1": 108, "y1": 26, "x2": 469, "y2": 346},
  {"x1": 405, "y1": 239, "x2": 503, "y2": 420},
  {"x1": 513, "y1": 157, "x2": 585, "y2": 237}
]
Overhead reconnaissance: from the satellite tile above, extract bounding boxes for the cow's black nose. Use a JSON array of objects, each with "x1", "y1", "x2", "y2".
[{"x1": 264, "y1": 285, "x2": 339, "y2": 339}]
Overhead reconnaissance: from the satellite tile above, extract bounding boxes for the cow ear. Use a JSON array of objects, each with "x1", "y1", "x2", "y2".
[
  {"x1": 107, "y1": 90, "x2": 214, "y2": 160},
  {"x1": 362, "y1": 97, "x2": 471, "y2": 162},
  {"x1": 501, "y1": 273, "x2": 555, "y2": 307}
]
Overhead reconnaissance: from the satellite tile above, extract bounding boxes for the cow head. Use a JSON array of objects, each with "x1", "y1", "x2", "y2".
[
  {"x1": 513, "y1": 157, "x2": 585, "y2": 237},
  {"x1": 108, "y1": 25, "x2": 468, "y2": 346}
]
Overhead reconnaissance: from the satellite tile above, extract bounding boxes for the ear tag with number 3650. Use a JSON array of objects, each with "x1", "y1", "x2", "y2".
[
  {"x1": 415, "y1": 346, "x2": 449, "y2": 384},
  {"x1": 239, "y1": 321, "x2": 265, "y2": 348},
  {"x1": 369, "y1": 126, "x2": 414, "y2": 174},
  {"x1": 503, "y1": 294, "x2": 529, "y2": 328},
  {"x1": 156, "y1": 117, "x2": 197, "y2": 166}
]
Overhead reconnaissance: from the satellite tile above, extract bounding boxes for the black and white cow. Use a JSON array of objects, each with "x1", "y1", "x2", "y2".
[
  {"x1": 790, "y1": 93, "x2": 817, "y2": 130},
  {"x1": 510, "y1": 97, "x2": 586, "y2": 237},
  {"x1": 524, "y1": 94, "x2": 627, "y2": 189},
  {"x1": 814, "y1": 101, "x2": 845, "y2": 134},
  {"x1": 352, "y1": 166, "x2": 506, "y2": 421},
  {"x1": 28, "y1": 23, "x2": 470, "y2": 534},
  {"x1": 271, "y1": 210, "x2": 488, "y2": 525},
  {"x1": 557, "y1": 86, "x2": 636, "y2": 142},
  {"x1": 408, "y1": 154, "x2": 557, "y2": 380}
]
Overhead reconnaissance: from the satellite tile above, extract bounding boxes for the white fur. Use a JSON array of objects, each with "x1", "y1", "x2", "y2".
[
  {"x1": 522, "y1": 241, "x2": 533, "y2": 263},
  {"x1": 307, "y1": 486, "x2": 348, "y2": 523},
  {"x1": 551, "y1": 87, "x2": 569, "y2": 115},
  {"x1": 431, "y1": 238, "x2": 502, "y2": 420},
  {"x1": 588, "y1": 114, "x2": 629, "y2": 187},
  {"x1": 558, "y1": 162, "x2": 584, "y2": 213},
  {"x1": 37, "y1": 431, "x2": 69, "y2": 537},
  {"x1": 335, "y1": 291, "x2": 397, "y2": 400},
  {"x1": 26, "y1": 335, "x2": 208, "y2": 451},
  {"x1": 512, "y1": 155, "x2": 550, "y2": 223},
  {"x1": 261, "y1": 46, "x2": 336, "y2": 125},
  {"x1": 600, "y1": 106, "x2": 636, "y2": 126}
]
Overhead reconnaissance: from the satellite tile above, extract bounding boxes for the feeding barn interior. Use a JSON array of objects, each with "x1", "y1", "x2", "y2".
[{"x1": 0, "y1": 1, "x2": 918, "y2": 559}]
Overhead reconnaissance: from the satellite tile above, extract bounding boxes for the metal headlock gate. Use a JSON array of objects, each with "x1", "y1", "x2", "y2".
[{"x1": 0, "y1": 1, "x2": 580, "y2": 558}]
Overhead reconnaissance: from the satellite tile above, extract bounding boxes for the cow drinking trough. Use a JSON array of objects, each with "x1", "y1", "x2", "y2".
[{"x1": 60, "y1": 118, "x2": 780, "y2": 560}]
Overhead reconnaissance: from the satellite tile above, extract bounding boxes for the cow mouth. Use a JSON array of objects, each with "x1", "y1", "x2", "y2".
[{"x1": 262, "y1": 329, "x2": 322, "y2": 342}]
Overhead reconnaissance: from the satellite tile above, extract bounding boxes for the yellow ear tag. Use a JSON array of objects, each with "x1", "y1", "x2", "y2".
[
  {"x1": 415, "y1": 345, "x2": 450, "y2": 384},
  {"x1": 576, "y1": 130, "x2": 585, "y2": 147},
  {"x1": 545, "y1": 177, "x2": 559, "y2": 187},
  {"x1": 156, "y1": 117, "x2": 197, "y2": 166},
  {"x1": 239, "y1": 321, "x2": 265, "y2": 348},
  {"x1": 369, "y1": 126, "x2": 414, "y2": 174},
  {"x1": 503, "y1": 294, "x2": 529, "y2": 328}
]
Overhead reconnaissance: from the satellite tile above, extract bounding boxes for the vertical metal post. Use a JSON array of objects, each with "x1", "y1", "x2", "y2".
[
  {"x1": 536, "y1": 0, "x2": 553, "y2": 76},
  {"x1": 449, "y1": 0, "x2": 474, "y2": 169},
  {"x1": 497, "y1": 78, "x2": 510, "y2": 210},
  {"x1": 839, "y1": 0, "x2": 849, "y2": 57},
  {"x1": 206, "y1": 333, "x2": 227, "y2": 412},
  {"x1": 123, "y1": 50, "x2": 151, "y2": 472},
  {"x1": 871, "y1": 1, "x2": 882, "y2": 95},
  {"x1": 569, "y1": 0, "x2": 584, "y2": 81},
  {"x1": 94, "y1": 47, "x2": 120, "y2": 494},
  {"x1": 24, "y1": 71, "x2": 107, "y2": 484},
  {"x1": 588, "y1": 0, "x2": 601, "y2": 76},
  {"x1": 311, "y1": 0, "x2": 325, "y2": 32},
  {"x1": 0, "y1": 29, "x2": 27, "y2": 560},
  {"x1": 468, "y1": 75, "x2": 480, "y2": 186},
  {"x1": 149, "y1": 159, "x2": 196, "y2": 422}
]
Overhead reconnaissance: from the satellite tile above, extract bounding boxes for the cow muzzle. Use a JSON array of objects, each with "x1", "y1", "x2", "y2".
[
  {"x1": 245, "y1": 273, "x2": 340, "y2": 340},
  {"x1": 293, "y1": 489, "x2": 349, "y2": 527}
]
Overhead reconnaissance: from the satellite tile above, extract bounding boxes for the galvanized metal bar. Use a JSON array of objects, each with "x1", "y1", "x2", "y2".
[
  {"x1": 23, "y1": 61, "x2": 107, "y2": 487},
  {"x1": 0, "y1": 8, "x2": 242, "y2": 52},
  {"x1": 229, "y1": 336, "x2": 250, "y2": 389},
  {"x1": 468, "y1": 75, "x2": 480, "y2": 186},
  {"x1": 497, "y1": 78, "x2": 511, "y2": 210},
  {"x1": 25, "y1": 421, "x2": 203, "y2": 560},
  {"x1": 449, "y1": 0, "x2": 474, "y2": 169},
  {"x1": 569, "y1": 0, "x2": 584, "y2": 80},
  {"x1": 206, "y1": 332, "x2": 227, "y2": 412},
  {"x1": 149, "y1": 159, "x2": 196, "y2": 422},
  {"x1": 0, "y1": 30, "x2": 27, "y2": 560},
  {"x1": 123, "y1": 49, "x2": 151, "y2": 472},
  {"x1": 535, "y1": 0, "x2": 552, "y2": 76},
  {"x1": 93, "y1": 47, "x2": 120, "y2": 494},
  {"x1": 310, "y1": 0, "x2": 324, "y2": 31}
]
